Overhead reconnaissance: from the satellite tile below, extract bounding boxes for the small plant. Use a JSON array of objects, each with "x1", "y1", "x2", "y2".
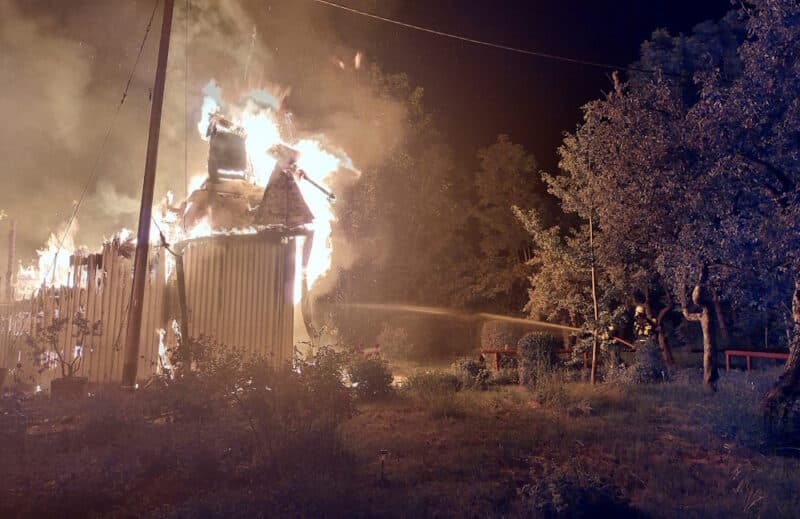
[
  {"x1": 452, "y1": 358, "x2": 490, "y2": 390},
  {"x1": 24, "y1": 309, "x2": 102, "y2": 380},
  {"x1": 348, "y1": 355, "x2": 393, "y2": 401}
]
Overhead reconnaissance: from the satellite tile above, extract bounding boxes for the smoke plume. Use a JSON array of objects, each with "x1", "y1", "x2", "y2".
[{"x1": 0, "y1": 0, "x2": 407, "y2": 288}]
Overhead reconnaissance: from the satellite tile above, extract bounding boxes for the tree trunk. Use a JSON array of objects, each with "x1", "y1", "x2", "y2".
[
  {"x1": 762, "y1": 279, "x2": 800, "y2": 422},
  {"x1": 656, "y1": 319, "x2": 674, "y2": 365},
  {"x1": 712, "y1": 291, "x2": 730, "y2": 349},
  {"x1": 643, "y1": 289, "x2": 675, "y2": 364},
  {"x1": 698, "y1": 306, "x2": 718, "y2": 391},
  {"x1": 682, "y1": 267, "x2": 718, "y2": 391}
]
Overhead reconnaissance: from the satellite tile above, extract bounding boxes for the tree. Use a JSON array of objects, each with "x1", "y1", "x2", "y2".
[
  {"x1": 327, "y1": 68, "x2": 467, "y2": 344},
  {"x1": 552, "y1": 72, "x2": 691, "y2": 367},
  {"x1": 545, "y1": 13, "x2": 750, "y2": 387},
  {"x1": 513, "y1": 207, "x2": 627, "y2": 366},
  {"x1": 687, "y1": 0, "x2": 800, "y2": 412},
  {"x1": 452, "y1": 135, "x2": 543, "y2": 313}
]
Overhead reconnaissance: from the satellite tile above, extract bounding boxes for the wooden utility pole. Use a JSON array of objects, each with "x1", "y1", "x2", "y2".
[
  {"x1": 589, "y1": 212, "x2": 600, "y2": 385},
  {"x1": 121, "y1": 0, "x2": 175, "y2": 388},
  {"x1": 5, "y1": 219, "x2": 15, "y2": 302}
]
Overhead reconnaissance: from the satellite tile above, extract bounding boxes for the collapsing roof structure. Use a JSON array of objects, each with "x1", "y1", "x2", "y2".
[{"x1": 185, "y1": 114, "x2": 331, "y2": 232}]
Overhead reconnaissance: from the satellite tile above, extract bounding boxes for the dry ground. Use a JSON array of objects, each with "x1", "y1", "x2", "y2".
[{"x1": 1, "y1": 367, "x2": 798, "y2": 518}]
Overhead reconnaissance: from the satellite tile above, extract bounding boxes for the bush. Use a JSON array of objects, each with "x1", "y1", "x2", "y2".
[
  {"x1": 489, "y1": 368, "x2": 520, "y2": 386},
  {"x1": 147, "y1": 340, "x2": 354, "y2": 462},
  {"x1": 480, "y1": 320, "x2": 520, "y2": 350},
  {"x1": 607, "y1": 339, "x2": 669, "y2": 385},
  {"x1": 376, "y1": 324, "x2": 415, "y2": 360},
  {"x1": 452, "y1": 358, "x2": 490, "y2": 390},
  {"x1": 347, "y1": 355, "x2": 393, "y2": 401},
  {"x1": 519, "y1": 457, "x2": 636, "y2": 518},
  {"x1": 403, "y1": 370, "x2": 467, "y2": 419},
  {"x1": 517, "y1": 332, "x2": 560, "y2": 387},
  {"x1": 404, "y1": 370, "x2": 462, "y2": 395}
]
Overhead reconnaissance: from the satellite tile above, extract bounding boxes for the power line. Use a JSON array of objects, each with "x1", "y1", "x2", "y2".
[
  {"x1": 309, "y1": 0, "x2": 685, "y2": 78},
  {"x1": 46, "y1": 0, "x2": 161, "y2": 284}
]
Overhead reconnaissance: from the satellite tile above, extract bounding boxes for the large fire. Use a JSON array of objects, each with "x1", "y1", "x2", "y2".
[
  {"x1": 183, "y1": 81, "x2": 352, "y2": 300},
  {"x1": 16, "y1": 80, "x2": 355, "y2": 305},
  {"x1": 16, "y1": 223, "x2": 80, "y2": 296}
]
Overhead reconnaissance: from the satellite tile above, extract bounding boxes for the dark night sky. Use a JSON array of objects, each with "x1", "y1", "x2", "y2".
[{"x1": 315, "y1": 0, "x2": 733, "y2": 173}]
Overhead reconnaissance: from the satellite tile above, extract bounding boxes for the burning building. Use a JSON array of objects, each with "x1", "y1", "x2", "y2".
[{"x1": 0, "y1": 86, "x2": 351, "y2": 389}]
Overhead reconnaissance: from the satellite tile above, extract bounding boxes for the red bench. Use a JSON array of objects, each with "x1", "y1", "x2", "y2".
[
  {"x1": 479, "y1": 348, "x2": 517, "y2": 371},
  {"x1": 724, "y1": 349, "x2": 788, "y2": 371}
]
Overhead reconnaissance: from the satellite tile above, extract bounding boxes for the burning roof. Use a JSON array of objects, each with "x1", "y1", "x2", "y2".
[{"x1": 16, "y1": 82, "x2": 356, "y2": 302}]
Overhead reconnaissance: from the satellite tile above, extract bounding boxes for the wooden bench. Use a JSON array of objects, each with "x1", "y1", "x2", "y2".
[
  {"x1": 480, "y1": 348, "x2": 589, "y2": 370},
  {"x1": 724, "y1": 349, "x2": 789, "y2": 371}
]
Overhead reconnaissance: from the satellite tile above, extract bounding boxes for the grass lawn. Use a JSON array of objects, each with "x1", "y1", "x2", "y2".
[{"x1": 1, "y1": 366, "x2": 798, "y2": 518}]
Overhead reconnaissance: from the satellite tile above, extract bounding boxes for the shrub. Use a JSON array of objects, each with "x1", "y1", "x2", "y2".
[
  {"x1": 147, "y1": 339, "x2": 354, "y2": 462},
  {"x1": 489, "y1": 368, "x2": 519, "y2": 386},
  {"x1": 347, "y1": 355, "x2": 393, "y2": 401},
  {"x1": 405, "y1": 370, "x2": 462, "y2": 395},
  {"x1": 498, "y1": 353, "x2": 519, "y2": 370},
  {"x1": 517, "y1": 332, "x2": 560, "y2": 387},
  {"x1": 519, "y1": 457, "x2": 636, "y2": 518},
  {"x1": 452, "y1": 358, "x2": 490, "y2": 390},
  {"x1": 480, "y1": 320, "x2": 520, "y2": 350},
  {"x1": 376, "y1": 324, "x2": 415, "y2": 360},
  {"x1": 608, "y1": 339, "x2": 669, "y2": 385},
  {"x1": 403, "y1": 370, "x2": 466, "y2": 419}
]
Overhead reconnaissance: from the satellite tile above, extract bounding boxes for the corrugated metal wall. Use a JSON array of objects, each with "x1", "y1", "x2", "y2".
[
  {"x1": 0, "y1": 239, "x2": 166, "y2": 388},
  {"x1": 181, "y1": 232, "x2": 296, "y2": 367},
  {"x1": 0, "y1": 232, "x2": 296, "y2": 388}
]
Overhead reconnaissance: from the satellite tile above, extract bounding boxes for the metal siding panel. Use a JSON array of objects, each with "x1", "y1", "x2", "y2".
[
  {"x1": 104, "y1": 247, "x2": 121, "y2": 383},
  {"x1": 206, "y1": 242, "x2": 215, "y2": 344},
  {"x1": 194, "y1": 242, "x2": 206, "y2": 342},
  {"x1": 233, "y1": 240, "x2": 244, "y2": 351},
  {"x1": 252, "y1": 242, "x2": 265, "y2": 360},
  {"x1": 216, "y1": 240, "x2": 227, "y2": 345},
  {"x1": 245, "y1": 241, "x2": 256, "y2": 358},
  {"x1": 218, "y1": 240, "x2": 232, "y2": 350},
  {"x1": 176, "y1": 234, "x2": 296, "y2": 368},
  {"x1": 184, "y1": 243, "x2": 196, "y2": 340},
  {"x1": 85, "y1": 255, "x2": 98, "y2": 379},
  {"x1": 283, "y1": 239, "x2": 296, "y2": 364}
]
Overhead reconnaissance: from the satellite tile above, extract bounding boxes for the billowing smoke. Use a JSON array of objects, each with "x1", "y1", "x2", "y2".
[{"x1": 0, "y1": 0, "x2": 407, "y2": 296}]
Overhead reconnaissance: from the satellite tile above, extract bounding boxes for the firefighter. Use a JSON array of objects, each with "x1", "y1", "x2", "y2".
[{"x1": 633, "y1": 305, "x2": 655, "y2": 342}]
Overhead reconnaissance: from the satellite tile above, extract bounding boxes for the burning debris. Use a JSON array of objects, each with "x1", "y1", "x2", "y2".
[{"x1": 206, "y1": 113, "x2": 249, "y2": 181}]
